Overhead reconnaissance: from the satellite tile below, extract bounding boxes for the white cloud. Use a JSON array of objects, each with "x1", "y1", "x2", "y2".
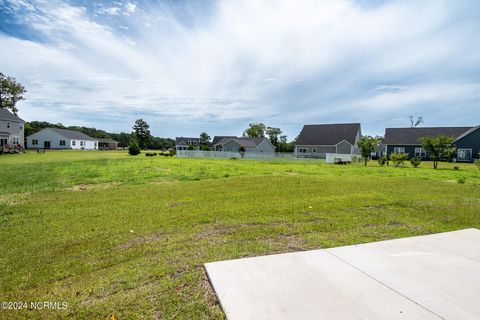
[{"x1": 1, "y1": 0, "x2": 479, "y2": 137}]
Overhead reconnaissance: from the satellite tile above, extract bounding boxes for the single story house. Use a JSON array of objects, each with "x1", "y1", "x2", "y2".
[
  {"x1": 97, "y1": 138, "x2": 118, "y2": 150},
  {"x1": 26, "y1": 127, "x2": 98, "y2": 150},
  {"x1": 383, "y1": 126, "x2": 480, "y2": 162},
  {"x1": 214, "y1": 137, "x2": 275, "y2": 153},
  {"x1": 175, "y1": 137, "x2": 200, "y2": 150},
  {"x1": 0, "y1": 108, "x2": 24, "y2": 153},
  {"x1": 294, "y1": 123, "x2": 361, "y2": 158},
  {"x1": 212, "y1": 136, "x2": 236, "y2": 145}
]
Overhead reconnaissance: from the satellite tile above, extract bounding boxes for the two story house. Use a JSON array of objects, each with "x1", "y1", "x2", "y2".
[{"x1": 0, "y1": 108, "x2": 24, "y2": 153}]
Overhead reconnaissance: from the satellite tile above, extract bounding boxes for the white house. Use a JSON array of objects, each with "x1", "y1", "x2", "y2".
[{"x1": 26, "y1": 128, "x2": 98, "y2": 150}]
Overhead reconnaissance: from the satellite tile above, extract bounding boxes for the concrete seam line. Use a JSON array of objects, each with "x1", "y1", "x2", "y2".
[{"x1": 326, "y1": 250, "x2": 447, "y2": 320}]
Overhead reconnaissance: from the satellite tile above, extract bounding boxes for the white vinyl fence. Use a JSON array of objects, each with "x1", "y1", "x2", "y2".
[
  {"x1": 325, "y1": 153, "x2": 353, "y2": 164},
  {"x1": 176, "y1": 150, "x2": 295, "y2": 160}
]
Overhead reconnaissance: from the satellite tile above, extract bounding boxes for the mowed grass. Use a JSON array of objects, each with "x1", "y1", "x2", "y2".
[{"x1": 1, "y1": 150, "x2": 479, "y2": 319}]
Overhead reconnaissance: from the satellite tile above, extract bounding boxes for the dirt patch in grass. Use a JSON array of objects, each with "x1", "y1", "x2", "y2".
[
  {"x1": 70, "y1": 182, "x2": 121, "y2": 192},
  {"x1": 116, "y1": 232, "x2": 167, "y2": 250}
]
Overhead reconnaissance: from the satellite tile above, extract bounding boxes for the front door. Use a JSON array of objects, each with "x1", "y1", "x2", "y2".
[{"x1": 44, "y1": 141, "x2": 51, "y2": 149}]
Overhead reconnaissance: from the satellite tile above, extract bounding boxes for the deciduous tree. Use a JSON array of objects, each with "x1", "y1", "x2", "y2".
[
  {"x1": 421, "y1": 135, "x2": 456, "y2": 169},
  {"x1": 357, "y1": 136, "x2": 379, "y2": 166}
]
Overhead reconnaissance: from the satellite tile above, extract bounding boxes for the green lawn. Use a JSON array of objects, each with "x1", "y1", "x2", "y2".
[{"x1": 1, "y1": 150, "x2": 479, "y2": 319}]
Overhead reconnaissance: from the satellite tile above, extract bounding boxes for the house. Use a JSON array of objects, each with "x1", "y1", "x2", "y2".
[
  {"x1": 26, "y1": 127, "x2": 98, "y2": 150},
  {"x1": 214, "y1": 137, "x2": 275, "y2": 153},
  {"x1": 175, "y1": 137, "x2": 200, "y2": 151},
  {"x1": 0, "y1": 108, "x2": 24, "y2": 153},
  {"x1": 212, "y1": 136, "x2": 236, "y2": 145},
  {"x1": 294, "y1": 123, "x2": 361, "y2": 158},
  {"x1": 97, "y1": 138, "x2": 118, "y2": 150},
  {"x1": 384, "y1": 126, "x2": 480, "y2": 162}
]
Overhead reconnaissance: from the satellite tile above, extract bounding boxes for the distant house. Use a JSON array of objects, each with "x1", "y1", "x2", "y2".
[
  {"x1": 294, "y1": 123, "x2": 361, "y2": 158},
  {"x1": 0, "y1": 108, "x2": 24, "y2": 152},
  {"x1": 384, "y1": 126, "x2": 480, "y2": 162},
  {"x1": 26, "y1": 128, "x2": 98, "y2": 150},
  {"x1": 97, "y1": 138, "x2": 118, "y2": 150},
  {"x1": 214, "y1": 137, "x2": 275, "y2": 153},
  {"x1": 212, "y1": 136, "x2": 236, "y2": 146},
  {"x1": 175, "y1": 137, "x2": 200, "y2": 151}
]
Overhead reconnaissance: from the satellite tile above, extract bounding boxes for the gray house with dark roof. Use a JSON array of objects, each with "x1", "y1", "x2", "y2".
[
  {"x1": 384, "y1": 126, "x2": 480, "y2": 162},
  {"x1": 175, "y1": 137, "x2": 200, "y2": 150},
  {"x1": 26, "y1": 128, "x2": 98, "y2": 150},
  {"x1": 214, "y1": 137, "x2": 275, "y2": 153},
  {"x1": 0, "y1": 108, "x2": 24, "y2": 152},
  {"x1": 294, "y1": 123, "x2": 361, "y2": 158}
]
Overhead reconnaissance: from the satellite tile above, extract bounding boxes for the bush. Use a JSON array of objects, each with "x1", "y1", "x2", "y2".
[
  {"x1": 475, "y1": 159, "x2": 480, "y2": 169},
  {"x1": 457, "y1": 176, "x2": 466, "y2": 184},
  {"x1": 410, "y1": 157, "x2": 421, "y2": 168},
  {"x1": 390, "y1": 152, "x2": 408, "y2": 167},
  {"x1": 128, "y1": 143, "x2": 141, "y2": 156},
  {"x1": 378, "y1": 156, "x2": 387, "y2": 167},
  {"x1": 454, "y1": 166, "x2": 460, "y2": 170}
]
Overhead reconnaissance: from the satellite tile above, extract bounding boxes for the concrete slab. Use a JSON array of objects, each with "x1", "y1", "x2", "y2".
[{"x1": 205, "y1": 229, "x2": 480, "y2": 320}]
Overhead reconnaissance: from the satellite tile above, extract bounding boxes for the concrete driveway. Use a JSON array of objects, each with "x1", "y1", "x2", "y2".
[{"x1": 205, "y1": 228, "x2": 480, "y2": 320}]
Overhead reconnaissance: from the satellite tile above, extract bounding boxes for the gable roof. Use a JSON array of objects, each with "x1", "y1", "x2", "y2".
[
  {"x1": 384, "y1": 127, "x2": 473, "y2": 145},
  {"x1": 455, "y1": 125, "x2": 480, "y2": 142},
  {"x1": 0, "y1": 108, "x2": 24, "y2": 122},
  {"x1": 212, "y1": 136, "x2": 236, "y2": 145},
  {"x1": 215, "y1": 137, "x2": 267, "y2": 147},
  {"x1": 175, "y1": 137, "x2": 200, "y2": 145},
  {"x1": 295, "y1": 123, "x2": 361, "y2": 146},
  {"x1": 38, "y1": 128, "x2": 97, "y2": 141}
]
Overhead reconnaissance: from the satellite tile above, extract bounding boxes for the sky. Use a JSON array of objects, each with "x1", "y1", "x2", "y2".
[{"x1": 1, "y1": 0, "x2": 480, "y2": 139}]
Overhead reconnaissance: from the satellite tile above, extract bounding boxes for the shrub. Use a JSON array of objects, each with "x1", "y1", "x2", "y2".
[
  {"x1": 410, "y1": 157, "x2": 421, "y2": 168},
  {"x1": 187, "y1": 144, "x2": 195, "y2": 150},
  {"x1": 390, "y1": 152, "x2": 408, "y2": 167},
  {"x1": 378, "y1": 156, "x2": 387, "y2": 167},
  {"x1": 128, "y1": 143, "x2": 141, "y2": 156},
  {"x1": 453, "y1": 166, "x2": 460, "y2": 170},
  {"x1": 475, "y1": 159, "x2": 480, "y2": 169},
  {"x1": 457, "y1": 176, "x2": 466, "y2": 184}
]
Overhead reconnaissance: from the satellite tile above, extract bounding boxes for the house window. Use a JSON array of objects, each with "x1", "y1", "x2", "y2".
[
  {"x1": 80, "y1": 141, "x2": 84, "y2": 147},
  {"x1": 394, "y1": 147, "x2": 405, "y2": 154},
  {"x1": 414, "y1": 147, "x2": 426, "y2": 157},
  {"x1": 32, "y1": 139, "x2": 38, "y2": 145},
  {"x1": 94, "y1": 142, "x2": 97, "y2": 148},
  {"x1": 298, "y1": 148, "x2": 307, "y2": 154},
  {"x1": 193, "y1": 141, "x2": 197, "y2": 146},
  {"x1": 72, "y1": 141, "x2": 76, "y2": 146},
  {"x1": 7, "y1": 121, "x2": 10, "y2": 129},
  {"x1": 312, "y1": 148, "x2": 317, "y2": 153},
  {"x1": 188, "y1": 140, "x2": 192, "y2": 145},
  {"x1": 19, "y1": 123, "x2": 23, "y2": 129},
  {"x1": 12, "y1": 136, "x2": 19, "y2": 144},
  {"x1": 457, "y1": 149, "x2": 472, "y2": 162},
  {"x1": 60, "y1": 140, "x2": 66, "y2": 146}
]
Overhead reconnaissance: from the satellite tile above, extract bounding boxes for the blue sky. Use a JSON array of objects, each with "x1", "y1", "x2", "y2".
[{"x1": 1, "y1": 0, "x2": 480, "y2": 139}]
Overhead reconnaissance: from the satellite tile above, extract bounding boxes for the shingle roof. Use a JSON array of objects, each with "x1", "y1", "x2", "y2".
[
  {"x1": 455, "y1": 125, "x2": 480, "y2": 142},
  {"x1": 175, "y1": 137, "x2": 200, "y2": 144},
  {"x1": 46, "y1": 128, "x2": 97, "y2": 141},
  {"x1": 384, "y1": 127, "x2": 473, "y2": 145},
  {"x1": 0, "y1": 108, "x2": 24, "y2": 122},
  {"x1": 214, "y1": 137, "x2": 266, "y2": 147},
  {"x1": 295, "y1": 123, "x2": 361, "y2": 146},
  {"x1": 97, "y1": 138, "x2": 118, "y2": 143},
  {"x1": 212, "y1": 136, "x2": 236, "y2": 145}
]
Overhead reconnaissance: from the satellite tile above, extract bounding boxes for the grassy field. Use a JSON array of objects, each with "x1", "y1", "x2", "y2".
[{"x1": 1, "y1": 150, "x2": 479, "y2": 319}]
